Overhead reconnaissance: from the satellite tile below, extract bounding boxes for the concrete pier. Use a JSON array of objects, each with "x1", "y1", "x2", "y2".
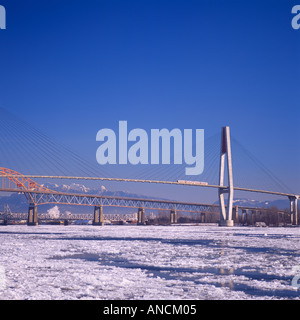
[
  {"x1": 289, "y1": 196, "x2": 298, "y2": 225},
  {"x1": 232, "y1": 206, "x2": 239, "y2": 224},
  {"x1": 93, "y1": 206, "x2": 104, "y2": 226},
  {"x1": 27, "y1": 205, "x2": 38, "y2": 226},
  {"x1": 251, "y1": 210, "x2": 257, "y2": 225},
  {"x1": 241, "y1": 209, "x2": 249, "y2": 225},
  {"x1": 200, "y1": 212, "x2": 205, "y2": 223},
  {"x1": 170, "y1": 210, "x2": 177, "y2": 224},
  {"x1": 137, "y1": 208, "x2": 146, "y2": 225},
  {"x1": 219, "y1": 219, "x2": 234, "y2": 227}
]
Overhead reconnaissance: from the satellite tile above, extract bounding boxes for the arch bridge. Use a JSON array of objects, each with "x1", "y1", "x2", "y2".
[{"x1": 0, "y1": 167, "x2": 221, "y2": 225}]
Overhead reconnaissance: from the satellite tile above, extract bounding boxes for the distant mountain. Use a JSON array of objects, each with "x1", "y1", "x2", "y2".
[
  {"x1": 214, "y1": 198, "x2": 291, "y2": 210},
  {"x1": 41, "y1": 182, "x2": 108, "y2": 194},
  {"x1": 42, "y1": 182, "x2": 158, "y2": 199},
  {"x1": 0, "y1": 182, "x2": 166, "y2": 214}
]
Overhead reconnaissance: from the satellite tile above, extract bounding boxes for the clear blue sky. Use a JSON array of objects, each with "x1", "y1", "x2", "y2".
[{"x1": 0, "y1": 0, "x2": 299, "y2": 202}]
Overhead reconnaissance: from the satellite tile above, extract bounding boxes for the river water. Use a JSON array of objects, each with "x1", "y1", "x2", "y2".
[{"x1": 0, "y1": 225, "x2": 299, "y2": 300}]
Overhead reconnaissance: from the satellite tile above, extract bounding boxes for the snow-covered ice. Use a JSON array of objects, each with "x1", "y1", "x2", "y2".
[{"x1": 0, "y1": 225, "x2": 299, "y2": 300}]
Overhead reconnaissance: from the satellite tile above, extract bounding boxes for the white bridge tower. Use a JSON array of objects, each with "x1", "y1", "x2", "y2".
[{"x1": 218, "y1": 126, "x2": 234, "y2": 227}]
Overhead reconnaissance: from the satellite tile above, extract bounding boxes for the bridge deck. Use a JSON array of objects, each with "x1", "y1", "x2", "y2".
[{"x1": 0, "y1": 188, "x2": 219, "y2": 212}]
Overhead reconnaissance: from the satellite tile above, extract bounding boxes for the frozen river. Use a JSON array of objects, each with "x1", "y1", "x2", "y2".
[{"x1": 0, "y1": 225, "x2": 299, "y2": 300}]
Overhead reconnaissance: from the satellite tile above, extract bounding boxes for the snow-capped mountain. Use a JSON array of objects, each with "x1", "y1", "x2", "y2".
[
  {"x1": 0, "y1": 182, "x2": 164, "y2": 214},
  {"x1": 214, "y1": 198, "x2": 290, "y2": 210},
  {"x1": 42, "y1": 182, "x2": 94, "y2": 194},
  {"x1": 42, "y1": 182, "x2": 148, "y2": 199}
]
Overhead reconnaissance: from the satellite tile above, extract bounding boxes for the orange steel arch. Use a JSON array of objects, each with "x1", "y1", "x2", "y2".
[{"x1": 0, "y1": 167, "x2": 56, "y2": 204}]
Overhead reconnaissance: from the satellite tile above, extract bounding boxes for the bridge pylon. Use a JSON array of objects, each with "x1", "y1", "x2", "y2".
[{"x1": 218, "y1": 126, "x2": 234, "y2": 227}]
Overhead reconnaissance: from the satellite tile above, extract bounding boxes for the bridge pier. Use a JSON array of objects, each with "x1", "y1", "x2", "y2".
[
  {"x1": 232, "y1": 205, "x2": 239, "y2": 224},
  {"x1": 289, "y1": 196, "x2": 298, "y2": 226},
  {"x1": 27, "y1": 204, "x2": 38, "y2": 226},
  {"x1": 93, "y1": 206, "x2": 104, "y2": 226},
  {"x1": 200, "y1": 212, "x2": 205, "y2": 223},
  {"x1": 219, "y1": 218, "x2": 234, "y2": 227},
  {"x1": 1, "y1": 218, "x2": 8, "y2": 226},
  {"x1": 170, "y1": 210, "x2": 177, "y2": 224},
  {"x1": 251, "y1": 210, "x2": 257, "y2": 225},
  {"x1": 241, "y1": 209, "x2": 248, "y2": 225},
  {"x1": 137, "y1": 208, "x2": 146, "y2": 225}
]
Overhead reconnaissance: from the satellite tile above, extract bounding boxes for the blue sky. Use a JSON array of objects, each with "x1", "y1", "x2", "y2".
[{"x1": 0, "y1": 0, "x2": 299, "y2": 202}]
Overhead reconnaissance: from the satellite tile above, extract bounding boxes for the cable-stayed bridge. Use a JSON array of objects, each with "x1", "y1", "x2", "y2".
[
  {"x1": 0, "y1": 127, "x2": 298, "y2": 226},
  {"x1": 0, "y1": 108, "x2": 298, "y2": 226},
  {"x1": 0, "y1": 167, "x2": 296, "y2": 226}
]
